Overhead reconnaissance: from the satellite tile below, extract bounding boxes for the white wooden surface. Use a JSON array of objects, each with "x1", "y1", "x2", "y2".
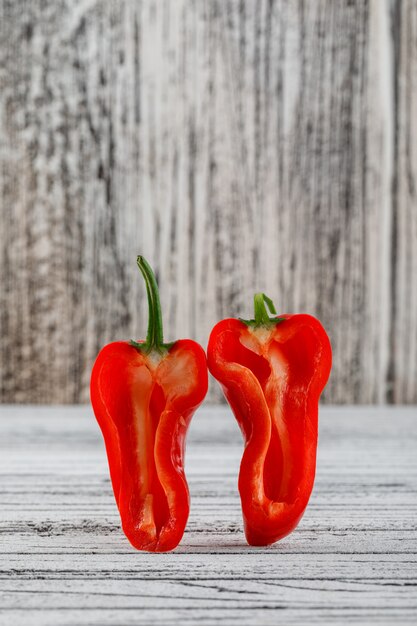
[{"x1": 0, "y1": 405, "x2": 416, "y2": 625}]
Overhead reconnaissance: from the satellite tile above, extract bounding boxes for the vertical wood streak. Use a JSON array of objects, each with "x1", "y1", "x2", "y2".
[{"x1": 389, "y1": 0, "x2": 417, "y2": 403}]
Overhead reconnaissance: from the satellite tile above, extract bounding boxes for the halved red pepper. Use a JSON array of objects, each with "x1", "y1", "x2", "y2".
[
  {"x1": 207, "y1": 293, "x2": 332, "y2": 546},
  {"x1": 90, "y1": 257, "x2": 208, "y2": 552}
]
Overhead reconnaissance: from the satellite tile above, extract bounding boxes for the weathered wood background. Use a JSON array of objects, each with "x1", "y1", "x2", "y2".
[{"x1": 0, "y1": 0, "x2": 416, "y2": 404}]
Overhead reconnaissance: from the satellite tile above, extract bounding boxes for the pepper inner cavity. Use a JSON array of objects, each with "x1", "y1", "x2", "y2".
[
  {"x1": 134, "y1": 378, "x2": 170, "y2": 536},
  {"x1": 237, "y1": 333, "x2": 290, "y2": 503}
]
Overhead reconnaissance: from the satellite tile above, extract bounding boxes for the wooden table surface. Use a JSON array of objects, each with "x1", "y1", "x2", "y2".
[{"x1": 0, "y1": 405, "x2": 416, "y2": 625}]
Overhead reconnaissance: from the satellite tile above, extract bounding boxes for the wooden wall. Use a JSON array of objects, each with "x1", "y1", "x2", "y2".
[{"x1": 0, "y1": 0, "x2": 416, "y2": 404}]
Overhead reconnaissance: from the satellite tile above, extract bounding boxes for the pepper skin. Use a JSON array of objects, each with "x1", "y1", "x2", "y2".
[
  {"x1": 90, "y1": 257, "x2": 208, "y2": 552},
  {"x1": 207, "y1": 293, "x2": 331, "y2": 546}
]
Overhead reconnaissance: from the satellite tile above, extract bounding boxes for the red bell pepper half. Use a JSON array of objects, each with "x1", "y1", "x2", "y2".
[
  {"x1": 207, "y1": 293, "x2": 332, "y2": 546},
  {"x1": 90, "y1": 257, "x2": 208, "y2": 552}
]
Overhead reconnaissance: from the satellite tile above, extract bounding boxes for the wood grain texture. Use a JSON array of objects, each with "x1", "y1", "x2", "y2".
[
  {"x1": 0, "y1": 0, "x2": 415, "y2": 404},
  {"x1": 389, "y1": 0, "x2": 417, "y2": 403},
  {"x1": 0, "y1": 405, "x2": 416, "y2": 625}
]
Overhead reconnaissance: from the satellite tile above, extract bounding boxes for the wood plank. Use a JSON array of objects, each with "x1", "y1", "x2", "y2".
[
  {"x1": 0, "y1": 406, "x2": 416, "y2": 624},
  {"x1": 0, "y1": 0, "x2": 404, "y2": 404},
  {"x1": 389, "y1": 0, "x2": 417, "y2": 403},
  {"x1": 1, "y1": 608, "x2": 416, "y2": 626},
  {"x1": 1, "y1": 576, "x2": 416, "y2": 611}
]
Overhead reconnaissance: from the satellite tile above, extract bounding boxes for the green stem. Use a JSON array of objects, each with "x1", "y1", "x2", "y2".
[
  {"x1": 131, "y1": 256, "x2": 165, "y2": 353},
  {"x1": 239, "y1": 292, "x2": 285, "y2": 328},
  {"x1": 253, "y1": 293, "x2": 277, "y2": 325}
]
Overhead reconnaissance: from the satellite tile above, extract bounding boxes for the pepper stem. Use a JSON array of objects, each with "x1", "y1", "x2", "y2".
[
  {"x1": 135, "y1": 256, "x2": 164, "y2": 352},
  {"x1": 239, "y1": 292, "x2": 285, "y2": 328},
  {"x1": 253, "y1": 293, "x2": 277, "y2": 325}
]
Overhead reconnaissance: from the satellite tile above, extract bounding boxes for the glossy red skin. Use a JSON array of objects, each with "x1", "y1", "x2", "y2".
[
  {"x1": 207, "y1": 315, "x2": 332, "y2": 546},
  {"x1": 90, "y1": 339, "x2": 208, "y2": 552}
]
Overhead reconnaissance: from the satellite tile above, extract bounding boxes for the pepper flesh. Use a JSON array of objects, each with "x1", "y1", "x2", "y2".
[
  {"x1": 90, "y1": 258, "x2": 208, "y2": 552},
  {"x1": 207, "y1": 299, "x2": 331, "y2": 546}
]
